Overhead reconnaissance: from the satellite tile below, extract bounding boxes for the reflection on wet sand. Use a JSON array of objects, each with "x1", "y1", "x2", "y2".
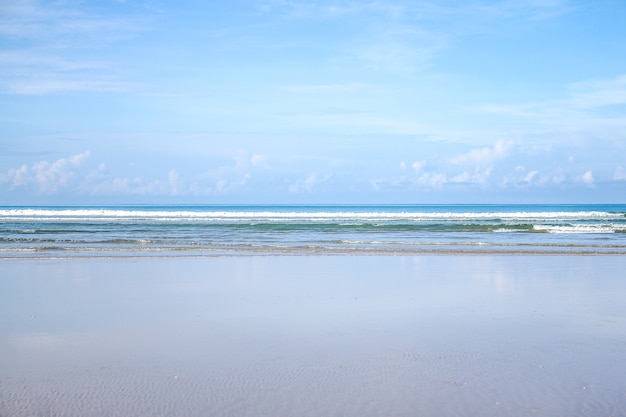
[{"x1": 1, "y1": 255, "x2": 625, "y2": 416}]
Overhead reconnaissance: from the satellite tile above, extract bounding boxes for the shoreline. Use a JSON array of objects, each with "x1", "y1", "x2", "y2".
[
  {"x1": 2, "y1": 249, "x2": 626, "y2": 260},
  {"x1": 3, "y1": 204, "x2": 625, "y2": 259}
]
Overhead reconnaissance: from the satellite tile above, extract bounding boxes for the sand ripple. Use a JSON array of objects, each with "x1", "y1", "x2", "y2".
[{"x1": 2, "y1": 345, "x2": 625, "y2": 417}]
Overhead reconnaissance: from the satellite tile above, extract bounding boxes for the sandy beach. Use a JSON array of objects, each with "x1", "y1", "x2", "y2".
[{"x1": 1, "y1": 255, "x2": 625, "y2": 416}]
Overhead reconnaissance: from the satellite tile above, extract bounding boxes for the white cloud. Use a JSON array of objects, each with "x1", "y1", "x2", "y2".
[
  {"x1": 82, "y1": 165, "x2": 187, "y2": 197},
  {"x1": 411, "y1": 161, "x2": 425, "y2": 172},
  {"x1": 0, "y1": 151, "x2": 196, "y2": 199},
  {"x1": 523, "y1": 170, "x2": 539, "y2": 183},
  {"x1": 449, "y1": 139, "x2": 513, "y2": 166},
  {"x1": 415, "y1": 172, "x2": 447, "y2": 189},
  {"x1": 613, "y1": 166, "x2": 626, "y2": 181},
  {"x1": 450, "y1": 167, "x2": 492, "y2": 185},
  {"x1": 168, "y1": 170, "x2": 183, "y2": 196},
  {"x1": 289, "y1": 173, "x2": 332, "y2": 193},
  {"x1": 2, "y1": 151, "x2": 91, "y2": 194},
  {"x1": 580, "y1": 170, "x2": 594, "y2": 186},
  {"x1": 187, "y1": 171, "x2": 253, "y2": 197},
  {"x1": 87, "y1": 176, "x2": 165, "y2": 196},
  {"x1": 250, "y1": 154, "x2": 270, "y2": 168}
]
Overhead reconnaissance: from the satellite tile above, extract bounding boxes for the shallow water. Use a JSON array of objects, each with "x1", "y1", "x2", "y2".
[
  {"x1": 2, "y1": 204, "x2": 626, "y2": 256},
  {"x1": 1, "y1": 255, "x2": 625, "y2": 416}
]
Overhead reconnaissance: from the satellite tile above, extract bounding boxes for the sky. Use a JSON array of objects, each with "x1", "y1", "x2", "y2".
[{"x1": 1, "y1": 0, "x2": 626, "y2": 205}]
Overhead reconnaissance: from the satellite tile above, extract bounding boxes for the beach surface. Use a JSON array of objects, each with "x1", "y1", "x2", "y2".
[{"x1": 1, "y1": 255, "x2": 625, "y2": 416}]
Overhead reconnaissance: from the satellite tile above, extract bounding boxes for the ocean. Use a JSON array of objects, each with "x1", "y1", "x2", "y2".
[{"x1": 1, "y1": 204, "x2": 626, "y2": 257}]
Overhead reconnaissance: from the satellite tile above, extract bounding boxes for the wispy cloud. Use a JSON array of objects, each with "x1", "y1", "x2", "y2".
[
  {"x1": 257, "y1": 0, "x2": 572, "y2": 22},
  {"x1": 477, "y1": 74, "x2": 626, "y2": 117},
  {"x1": 614, "y1": 166, "x2": 626, "y2": 181},
  {"x1": 5, "y1": 79, "x2": 139, "y2": 95},
  {"x1": 0, "y1": 0, "x2": 153, "y2": 95},
  {"x1": 568, "y1": 75, "x2": 626, "y2": 109},
  {"x1": 352, "y1": 29, "x2": 442, "y2": 73},
  {"x1": 256, "y1": 1, "x2": 407, "y2": 19},
  {"x1": 453, "y1": 0, "x2": 573, "y2": 21},
  {"x1": 0, "y1": 0, "x2": 150, "y2": 41},
  {"x1": 282, "y1": 83, "x2": 375, "y2": 94},
  {"x1": 257, "y1": 0, "x2": 571, "y2": 76},
  {"x1": 474, "y1": 74, "x2": 626, "y2": 144}
]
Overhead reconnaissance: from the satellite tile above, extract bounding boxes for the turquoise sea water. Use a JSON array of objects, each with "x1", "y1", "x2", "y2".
[{"x1": 1, "y1": 204, "x2": 626, "y2": 257}]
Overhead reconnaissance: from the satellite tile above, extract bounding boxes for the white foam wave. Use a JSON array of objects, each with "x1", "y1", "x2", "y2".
[
  {"x1": 533, "y1": 224, "x2": 619, "y2": 234},
  {"x1": 0, "y1": 208, "x2": 622, "y2": 222}
]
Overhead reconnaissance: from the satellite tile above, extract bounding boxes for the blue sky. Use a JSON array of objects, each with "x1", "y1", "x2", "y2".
[{"x1": 1, "y1": 0, "x2": 625, "y2": 204}]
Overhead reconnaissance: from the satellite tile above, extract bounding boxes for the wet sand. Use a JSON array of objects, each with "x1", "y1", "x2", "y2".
[{"x1": 1, "y1": 255, "x2": 625, "y2": 416}]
